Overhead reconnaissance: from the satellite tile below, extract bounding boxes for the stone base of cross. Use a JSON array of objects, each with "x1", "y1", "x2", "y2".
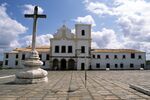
[{"x1": 15, "y1": 50, "x2": 48, "y2": 84}]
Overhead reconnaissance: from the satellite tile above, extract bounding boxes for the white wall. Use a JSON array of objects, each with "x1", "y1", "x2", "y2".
[
  {"x1": 91, "y1": 52, "x2": 146, "y2": 70},
  {"x1": 39, "y1": 52, "x2": 50, "y2": 69},
  {"x1": 3, "y1": 53, "x2": 19, "y2": 68},
  {"x1": 51, "y1": 40, "x2": 75, "y2": 57}
]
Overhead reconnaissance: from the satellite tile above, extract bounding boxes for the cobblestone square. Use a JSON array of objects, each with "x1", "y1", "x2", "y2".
[{"x1": 0, "y1": 70, "x2": 150, "y2": 100}]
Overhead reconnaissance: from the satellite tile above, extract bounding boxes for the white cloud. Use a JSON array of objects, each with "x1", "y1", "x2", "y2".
[
  {"x1": 91, "y1": 42, "x2": 99, "y2": 49},
  {"x1": 0, "y1": 4, "x2": 27, "y2": 50},
  {"x1": 92, "y1": 28, "x2": 124, "y2": 49},
  {"x1": 23, "y1": 4, "x2": 44, "y2": 14},
  {"x1": 84, "y1": 0, "x2": 150, "y2": 59},
  {"x1": 20, "y1": 34, "x2": 53, "y2": 47},
  {"x1": 84, "y1": 0, "x2": 150, "y2": 42},
  {"x1": 71, "y1": 29, "x2": 75, "y2": 34},
  {"x1": 85, "y1": 2, "x2": 113, "y2": 15},
  {"x1": 75, "y1": 15, "x2": 96, "y2": 27}
]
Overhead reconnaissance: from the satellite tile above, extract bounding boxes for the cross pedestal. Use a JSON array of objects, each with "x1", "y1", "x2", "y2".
[
  {"x1": 14, "y1": 6, "x2": 48, "y2": 84},
  {"x1": 15, "y1": 50, "x2": 48, "y2": 83}
]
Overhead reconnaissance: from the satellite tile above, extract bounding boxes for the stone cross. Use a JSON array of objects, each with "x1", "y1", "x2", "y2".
[{"x1": 25, "y1": 6, "x2": 46, "y2": 51}]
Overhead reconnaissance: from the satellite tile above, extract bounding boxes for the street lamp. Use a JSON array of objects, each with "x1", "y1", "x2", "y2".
[{"x1": 75, "y1": 49, "x2": 87, "y2": 88}]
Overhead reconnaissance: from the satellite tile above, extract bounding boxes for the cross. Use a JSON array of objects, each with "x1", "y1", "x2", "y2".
[
  {"x1": 24, "y1": 6, "x2": 46, "y2": 51},
  {"x1": 63, "y1": 20, "x2": 66, "y2": 26}
]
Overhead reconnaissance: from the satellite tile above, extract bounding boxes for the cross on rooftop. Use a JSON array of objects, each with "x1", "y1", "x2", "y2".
[{"x1": 24, "y1": 6, "x2": 46, "y2": 51}]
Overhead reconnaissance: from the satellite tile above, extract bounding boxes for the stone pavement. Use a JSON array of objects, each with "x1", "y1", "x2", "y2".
[{"x1": 0, "y1": 70, "x2": 150, "y2": 100}]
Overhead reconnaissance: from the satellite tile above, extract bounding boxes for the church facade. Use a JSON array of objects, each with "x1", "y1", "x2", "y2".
[{"x1": 3, "y1": 24, "x2": 146, "y2": 70}]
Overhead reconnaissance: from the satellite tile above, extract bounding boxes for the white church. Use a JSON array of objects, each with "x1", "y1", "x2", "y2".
[{"x1": 3, "y1": 24, "x2": 146, "y2": 70}]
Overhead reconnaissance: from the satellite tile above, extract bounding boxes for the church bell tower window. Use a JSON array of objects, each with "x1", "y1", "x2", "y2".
[
  {"x1": 81, "y1": 46, "x2": 85, "y2": 53},
  {"x1": 81, "y1": 30, "x2": 85, "y2": 36}
]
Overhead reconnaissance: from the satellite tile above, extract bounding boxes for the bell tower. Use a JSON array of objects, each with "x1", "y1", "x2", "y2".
[
  {"x1": 75, "y1": 24, "x2": 92, "y2": 70},
  {"x1": 75, "y1": 24, "x2": 91, "y2": 40}
]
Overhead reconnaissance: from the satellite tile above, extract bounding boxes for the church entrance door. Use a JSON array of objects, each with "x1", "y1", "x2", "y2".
[
  {"x1": 68, "y1": 59, "x2": 76, "y2": 70},
  {"x1": 53, "y1": 59, "x2": 59, "y2": 70},
  {"x1": 61, "y1": 59, "x2": 66, "y2": 70}
]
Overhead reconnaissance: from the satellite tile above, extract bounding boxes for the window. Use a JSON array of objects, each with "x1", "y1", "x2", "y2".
[
  {"x1": 141, "y1": 64, "x2": 145, "y2": 68},
  {"x1": 81, "y1": 46, "x2": 85, "y2": 53},
  {"x1": 15, "y1": 60, "x2": 18, "y2": 65},
  {"x1": 81, "y1": 63, "x2": 85, "y2": 70},
  {"x1": 96, "y1": 63, "x2": 100, "y2": 68},
  {"x1": 131, "y1": 53, "x2": 135, "y2": 59},
  {"x1": 138, "y1": 55, "x2": 142, "y2": 59},
  {"x1": 115, "y1": 64, "x2": 118, "y2": 68},
  {"x1": 61, "y1": 46, "x2": 66, "y2": 53},
  {"x1": 114, "y1": 55, "x2": 117, "y2": 59},
  {"x1": 81, "y1": 30, "x2": 85, "y2": 36},
  {"x1": 106, "y1": 55, "x2": 109, "y2": 59},
  {"x1": 43, "y1": 61, "x2": 45, "y2": 66},
  {"x1": 130, "y1": 63, "x2": 134, "y2": 68},
  {"x1": 68, "y1": 46, "x2": 72, "y2": 53},
  {"x1": 55, "y1": 46, "x2": 59, "y2": 53},
  {"x1": 22, "y1": 54, "x2": 25, "y2": 60},
  {"x1": 106, "y1": 63, "x2": 110, "y2": 68},
  {"x1": 93, "y1": 55, "x2": 95, "y2": 58},
  {"x1": 5, "y1": 60, "x2": 8, "y2": 65},
  {"x1": 46, "y1": 54, "x2": 49, "y2": 60},
  {"x1": 6, "y1": 53, "x2": 9, "y2": 58},
  {"x1": 16, "y1": 54, "x2": 18, "y2": 59},
  {"x1": 123, "y1": 55, "x2": 126, "y2": 59},
  {"x1": 39, "y1": 54, "x2": 42, "y2": 60},
  {"x1": 97, "y1": 55, "x2": 101, "y2": 59},
  {"x1": 120, "y1": 63, "x2": 124, "y2": 68}
]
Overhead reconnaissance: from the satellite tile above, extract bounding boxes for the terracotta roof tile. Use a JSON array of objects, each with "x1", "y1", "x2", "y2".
[{"x1": 13, "y1": 46, "x2": 50, "y2": 52}]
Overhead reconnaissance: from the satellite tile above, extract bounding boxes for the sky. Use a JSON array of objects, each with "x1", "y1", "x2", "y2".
[{"x1": 0, "y1": 0, "x2": 150, "y2": 60}]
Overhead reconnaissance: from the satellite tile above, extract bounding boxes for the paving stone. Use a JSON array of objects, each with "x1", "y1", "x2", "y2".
[
  {"x1": 27, "y1": 98, "x2": 42, "y2": 100},
  {"x1": 0, "y1": 70, "x2": 150, "y2": 100},
  {"x1": 104, "y1": 95, "x2": 119, "y2": 100},
  {"x1": 68, "y1": 96, "x2": 81, "y2": 100},
  {"x1": 98, "y1": 91, "x2": 112, "y2": 95},
  {"x1": 0, "y1": 98, "x2": 17, "y2": 100},
  {"x1": 43, "y1": 98, "x2": 57, "y2": 100}
]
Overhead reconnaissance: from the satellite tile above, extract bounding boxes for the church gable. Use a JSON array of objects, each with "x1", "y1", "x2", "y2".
[{"x1": 53, "y1": 25, "x2": 75, "y2": 40}]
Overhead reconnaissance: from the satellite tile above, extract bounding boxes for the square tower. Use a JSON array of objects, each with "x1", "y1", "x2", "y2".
[
  {"x1": 75, "y1": 24, "x2": 91, "y2": 39},
  {"x1": 75, "y1": 24, "x2": 92, "y2": 70}
]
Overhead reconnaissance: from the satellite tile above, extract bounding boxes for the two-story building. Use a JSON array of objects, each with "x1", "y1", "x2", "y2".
[{"x1": 3, "y1": 24, "x2": 146, "y2": 70}]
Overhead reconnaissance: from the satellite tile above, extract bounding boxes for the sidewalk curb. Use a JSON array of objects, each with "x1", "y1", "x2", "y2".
[
  {"x1": 0, "y1": 75, "x2": 15, "y2": 79},
  {"x1": 130, "y1": 84, "x2": 150, "y2": 96}
]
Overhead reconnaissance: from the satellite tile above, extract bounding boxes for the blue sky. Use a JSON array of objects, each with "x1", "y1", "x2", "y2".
[
  {"x1": 1, "y1": 0, "x2": 150, "y2": 60},
  {"x1": 1, "y1": 0, "x2": 87, "y2": 33}
]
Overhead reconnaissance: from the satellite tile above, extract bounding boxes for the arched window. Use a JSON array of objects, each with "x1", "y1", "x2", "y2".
[
  {"x1": 120, "y1": 63, "x2": 124, "y2": 68},
  {"x1": 97, "y1": 55, "x2": 101, "y2": 59},
  {"x1": 106, "y1": 63, "x2": 110, "y2": 68},
  {"x1": 93, "y1": 55, "x2": 95, "y2": 58},
  {"x1": 114, "y1": 55, "x2": 117, "y2": 59},
  {"x1": 81, "y1": 30, "x2": 85, "y2": 36},
  {"x1": 115, "y1": 64, "x2": 118, "y2": 68},
  {"x1": 106, "y1": 55, "x2": 109, "y2": 59}
]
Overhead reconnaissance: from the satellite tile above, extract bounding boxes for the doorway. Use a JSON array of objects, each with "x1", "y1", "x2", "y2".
[
  {"x1": 61, "y1": 59, "x2": 66, "y2": 70},
  {"x1": 81, "y1": 63, "x2": 85, "y2": 70},
  {"x1": 68, "y1": 59, "x2": 75, "y2": 70}
]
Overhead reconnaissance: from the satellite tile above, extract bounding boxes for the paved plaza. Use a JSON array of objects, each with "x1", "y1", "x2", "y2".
[{"x1": 0, "y1": 70, "x2": 150, "y2": 100}]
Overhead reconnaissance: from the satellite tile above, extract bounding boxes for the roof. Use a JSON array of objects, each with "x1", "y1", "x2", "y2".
[
  {"x1": 92, "y1": 49, "x2": 145, "y2": 53},
  {"x1": 6, "y1": 46, "x2": 144, "y2": 54},
  {"x1": 13, "y1": 46, "x2": 50, "y2": 52}
]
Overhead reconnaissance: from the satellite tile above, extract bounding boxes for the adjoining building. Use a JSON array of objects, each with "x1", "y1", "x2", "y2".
[{"x1": 3, "y1": 24, "x2": 146, "y2": 70}]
